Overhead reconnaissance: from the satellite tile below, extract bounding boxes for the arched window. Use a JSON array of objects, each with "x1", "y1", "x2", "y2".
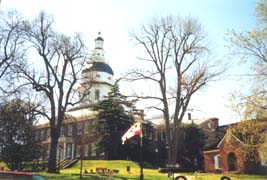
[
  {"x1": 95, "y1": 89, "x2": 100, "y2": 100},
  {"x1": 227, "y1": 152, "x2": 237, "y2": 171}
]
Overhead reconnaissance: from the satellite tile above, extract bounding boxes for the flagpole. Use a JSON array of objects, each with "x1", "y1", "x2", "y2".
[
  {"x1": 139, "y1": 110, "x2": 144, "y2": 180},
  {"x1": 121, "y1": 109, "x2": 144, "y2": 180}
]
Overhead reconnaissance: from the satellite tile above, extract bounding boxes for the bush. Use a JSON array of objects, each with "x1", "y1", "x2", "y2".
[
  {"x1": 23, "y1": 161, "x2": 47, "y2": 172},
  {"x1": 158, "y1": 167, "x2": 191, "y2": 173}
]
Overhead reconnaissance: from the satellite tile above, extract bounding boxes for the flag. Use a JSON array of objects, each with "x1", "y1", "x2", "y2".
[{"x1": 121, "y1": 122, "x2": 141, "y2": 144}]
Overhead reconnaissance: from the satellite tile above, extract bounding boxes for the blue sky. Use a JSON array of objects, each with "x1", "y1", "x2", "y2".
[{"x1": 1, "y1": 0, "x2": 258, "y2": 125}]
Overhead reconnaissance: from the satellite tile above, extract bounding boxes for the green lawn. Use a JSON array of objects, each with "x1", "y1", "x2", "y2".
[{"x1": 2, "y1": 160, "x2": 267, "y2": 180}]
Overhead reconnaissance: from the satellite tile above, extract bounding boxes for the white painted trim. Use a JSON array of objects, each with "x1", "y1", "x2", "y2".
[
  {"x1": 217, "y1": 131, "x2": 244, "y2": 148},
  {"x1": 214, "y1": 154, "x2": 221, "y2": 170},
  {"x1": 203, "y1": 149, "x2": 219, "y2": 153}
]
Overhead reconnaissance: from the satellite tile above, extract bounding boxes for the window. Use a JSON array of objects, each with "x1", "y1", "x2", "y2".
[
  {"x1": 91, "y1": 143, "x2": 96, "y2": 156},
  {"x1": 46, "y1": 144, "x2": 50, "y2": 158},
  {"x1": 84, "y1": 122, "x2": 89, "y2": 133},
  {"x1": 154, "y1": 132, "x2": 158, "y2": 141},
  {"x1": 68, "y1": 125, "x2": 73, "y2": 136},
  {"x1": 77, "y1": 123, "x2": 83, "y2": 134},
  {"x1": 95, "y1": 89, "x2": 100, "y2": 100},
  {"x1": 40, "y1": 130, "x2": 44, "y2": 139},
  {"x1": 35, "y1": 131, "x2": 39, "y2": 141},
  {"x1": 92, "y1": 120, "x2": 97, "y2": 132},
  {"x1": 84, "y1": 144, "x2": 89, "y2": 157},
  {"x1": 143, "y1": 130, "x2": 147, "y2": 137},
  {"x1": 46, "y1": 129, "x2": 50, "y2": 137},
  {"x1": 76, "y1": 145, "x2": 81, "y2": 157},
  {"x1": 66, "y1": 143, "x2": 72, "y2": 158},
  {"x1": 149, "y1": 131, "x2": 153, "y2": 140},
  {"x1": 161, "y1": 131, "x2": 166, "y2": 141},
  {"x1": 208, "y1": 122, "x2": 211, "y2": 129},
  {"x1": 60, "y1": 127, "x2": 64, "y2": 136}
]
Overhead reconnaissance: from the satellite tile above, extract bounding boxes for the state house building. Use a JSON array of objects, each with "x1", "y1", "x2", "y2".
[
  {"x1": 34, "y1": 34, "x2": 224, "y2": 171},
  {"x1": 34, "y1": 34, "x2": 167, "y2": 161}
]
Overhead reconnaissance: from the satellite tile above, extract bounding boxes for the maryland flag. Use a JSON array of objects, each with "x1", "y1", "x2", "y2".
[{"x1": 121, "y1": 122, "x2": 141, "y2": 144}]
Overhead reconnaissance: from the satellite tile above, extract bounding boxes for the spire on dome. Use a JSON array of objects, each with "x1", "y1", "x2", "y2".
[
  {"x1": 95, "y1": 32, "x2": 104, "y2": 49},
  {"x1": 95, "y1": 32, "x2": 104, "y2": 42}
]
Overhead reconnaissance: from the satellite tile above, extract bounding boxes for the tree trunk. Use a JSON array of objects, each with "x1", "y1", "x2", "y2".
[{"x1": 47, "y1": 129, "x2": 59, "y2": 173}]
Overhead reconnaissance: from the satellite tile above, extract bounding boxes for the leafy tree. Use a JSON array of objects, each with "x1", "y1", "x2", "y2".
[
  {"x1": 92, "y1": 81, "x2": 137, "y2": 160},
  {"x1": 141, "y1": 122, "x2": 158, "y2": 165},
  {"x1": 177, "y1": 124, "x2": 206, "y2": 170},
  {"x1": 229, "y1": 89, "x2": 267, "y2": 121},
  {"x1": 229, "y1": 1, "x2": 267, "y2": 164},
  {"x1": 124, "y1": 15, "x2": 223, "y2": 164},
  {"x1": 0, "y1": 99, "x2": 41, "y2": 171},
  {"x1": 229, "y1": 0, "x2": 267, "y2": 118},
  {"x1": 227, "y1": 120, "x2": 267, "y2": 165}
]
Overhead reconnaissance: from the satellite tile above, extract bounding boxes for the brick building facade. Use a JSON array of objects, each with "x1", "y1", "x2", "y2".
[
  {"x1": 204, "y1": 132, "x2": 244, "y2": 173},
  {"x1": 203, "y1": 120, "x2": 267, "y2": 175}
]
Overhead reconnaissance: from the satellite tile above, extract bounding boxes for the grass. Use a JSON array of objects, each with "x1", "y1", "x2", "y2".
[
  {"x1": 41, "y1": 160, "x2": 169, "y2": 180},
  {"x1": 39, "y1": 160, "x2": 267, "y2": 180},
  {"x1": 2, "y1": 160, "x2": 267, "y2": 180}
]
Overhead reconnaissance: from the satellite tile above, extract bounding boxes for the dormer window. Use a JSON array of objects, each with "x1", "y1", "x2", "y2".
[{"x1": 208, "y1": 122, "x2": 211, "y2": 129}]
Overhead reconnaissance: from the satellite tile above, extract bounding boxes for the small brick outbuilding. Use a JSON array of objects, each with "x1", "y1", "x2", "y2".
[{"x1": 204, "y1": 132, "x2": 244, "y2": 173}]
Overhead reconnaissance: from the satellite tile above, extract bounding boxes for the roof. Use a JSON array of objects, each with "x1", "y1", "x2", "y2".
[
  {"x1": 95, "y1": 36, "x2": 104, "y2": 41},
  {"x1": 82, "y1": 62, "x2": 114, "y2": 75},
  {"x1": 204, "y1": 143, "x2": 220, "y2": 151},
  {"x1": 217, "y1": 131, "x2": 244, "y2": 148},
  {"x1": 204, "y1": 130, "x2": 244, "y2": 152}
]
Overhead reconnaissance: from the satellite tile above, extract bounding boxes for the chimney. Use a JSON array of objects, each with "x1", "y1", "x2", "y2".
[{"x1": 188, "y1": 113, "x2": 191, "y2": 121}]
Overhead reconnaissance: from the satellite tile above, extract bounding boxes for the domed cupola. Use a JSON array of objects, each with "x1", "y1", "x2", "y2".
[
  {"x1": 90, "y1": 62, "x2": 114, "y2": 75},
  {"x1": 79, "y1": 33, "x2": 114, "y2": 105}
]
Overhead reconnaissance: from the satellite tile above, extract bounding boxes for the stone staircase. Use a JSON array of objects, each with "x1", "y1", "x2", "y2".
[{"x1": 58, "y1": 158, "x2": 78, "y2": 169}]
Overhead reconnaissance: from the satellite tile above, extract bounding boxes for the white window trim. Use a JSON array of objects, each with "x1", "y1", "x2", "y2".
[{"x1": 214, "y1": 154, "x2": 221, "y2": 170}]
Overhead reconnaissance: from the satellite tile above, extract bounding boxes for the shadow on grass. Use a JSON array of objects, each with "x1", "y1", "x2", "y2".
[
  {"x1": 43, "y1": 173, "x2": 139, "y2": 180},
  {"x1": 83, "y1": 174, "x2": 137, "y2": 180}
]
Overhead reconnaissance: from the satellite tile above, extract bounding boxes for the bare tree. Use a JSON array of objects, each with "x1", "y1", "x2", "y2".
[
  {"x1": 0, "y1": 11, "x2": 25, "y2": 85},
  {"x1": 12, "y1": 12, "x2": 89, "y2": 173},
  {"x1": 125, "y1": 16, "x2": 222, "y2": 164}
]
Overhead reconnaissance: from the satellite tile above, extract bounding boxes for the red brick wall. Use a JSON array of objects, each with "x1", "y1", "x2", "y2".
[
  {"x1": 204, "y1": 150, "x2": 219, "y2": 172},
  {"x1": 219, "y1": 141, "x2": 244, "y2": 173}
]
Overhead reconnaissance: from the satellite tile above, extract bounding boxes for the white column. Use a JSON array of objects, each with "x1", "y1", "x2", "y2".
[
  {"x1": 63, "y1": 142, "x2": 66, "y2": 160},
  {"x1": 71, "y1": 143, "x2": 75, "y2": 159}
]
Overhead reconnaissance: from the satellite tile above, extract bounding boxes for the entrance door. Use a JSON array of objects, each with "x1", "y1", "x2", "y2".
[
  {"x1": 66, "y1": 143, "x2": 72, "y2": 159},
  {"x1": 227, "y1": 152, "x2": 237, "y2": 171}
]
